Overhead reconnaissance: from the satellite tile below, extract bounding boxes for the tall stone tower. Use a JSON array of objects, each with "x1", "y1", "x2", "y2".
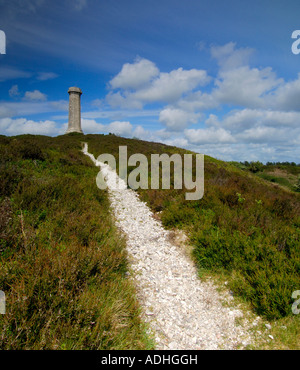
[{"x1": 66, "y1": 87, "x2": 83, "y2": 134}]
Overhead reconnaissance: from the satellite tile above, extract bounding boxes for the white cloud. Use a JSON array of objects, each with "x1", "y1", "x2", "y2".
[
  {"x1": 107, "y1": 58, "x2": 210, "y2": 109},
  {"x1": 182, "y1": 108, "x2": 300, "y2": 151},
  {"x1": 214, "y1": 109, "x2": 300, "y2": 133},
  {"x1": 36, "y1": 72, "x2": 58, "y2": 81},
  {"x1": 0, "y1": 66, "x2": 31, "y2": 82},
  {"x1": 81, "y1": 119, "x2": 105, "y2": 134},
  {"x1": 0, "y1": 106, "x2": 14, "y2": 118},
  {"x1": 184, "y1": 127, "x2": 235, "y2": 145},
  {"x1": 0, "y1": 117, "x2": 57, "y2": 136},
  {"x1": 236, "y1": 126, "x2": 291, "y2": 143},
  {"x1": 102, "y1": 50, "x2": 300, "y2": 162},
  {"x1": 133, "y1": 68, "x2": 210, "y2": 104},
  {"x1": 109, "y1": 57, "x2": 159, "y2": 90},
  {"x1": 106, "y1": 91, "x2": 143, "y2": 109},
  {"x1": 210, "y1": 42, "x2": 254, "y2": 71},
  {"x1": 176, "y1": 91, "x2": 217, "y2": 112},
  {"x1": 9, "y1": 84, "x2": 20, "y2": 98},
  {"x1": 155, "y1": 128, "x2": 173, "y2": 140},
  {"x1": 209, "y1": 42, "x2": 284, "y2": 110},
  {"x1": 132, "y1": 125, "x2": 150, "y2": 140},
  {"x1": 213, "y1": 66, "x2": 283, "y2": 108},
  {"x1": 0, "y1": 116, "x2": 134, "y2": 138},
  {"x1": 159, "y1": 108, "x2": 201, "y2": 131},
  {"x1": 268, "y1": 73, "x2": 300, "y2": 111},
  {"x1": 164, "y1": 137, "x2": 189, "y2": 148},
  {"x1": 23, "y1": 90, "x2": 47, "y2": 101},
  {"x1": 81, "y1": 119, "x2": 133, "y2": 136},
  {"x1": 107, "y1": 121, "x2": 133, "y2": 136}
]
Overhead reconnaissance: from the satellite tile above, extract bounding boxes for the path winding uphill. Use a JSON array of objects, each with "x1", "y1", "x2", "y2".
[{"x1": 82, "y1": 143, "x2": 260, "y2": 350}]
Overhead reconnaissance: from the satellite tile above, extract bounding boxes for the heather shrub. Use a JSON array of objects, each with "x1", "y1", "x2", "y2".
[{"x1": 0, "y1": 135, "x2": 153, "y2": 350}]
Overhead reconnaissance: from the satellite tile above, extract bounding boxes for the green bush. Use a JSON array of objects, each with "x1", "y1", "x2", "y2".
[
  {"x1": 249, "y1": 161, "x2": 264, "y2": 173},
  {"x1": 18, "y1": 140, "x2": 45, "y2": 161}
]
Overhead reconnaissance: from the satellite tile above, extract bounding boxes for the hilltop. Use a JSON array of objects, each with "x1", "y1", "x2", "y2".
[{"x1": 0, "y1": 133, "x2": 299, "y2": 349}]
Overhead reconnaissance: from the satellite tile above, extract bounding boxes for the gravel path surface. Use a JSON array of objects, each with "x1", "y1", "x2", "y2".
[{"x1": 83, "y1": 143, "x2": 260, "y2": 350}]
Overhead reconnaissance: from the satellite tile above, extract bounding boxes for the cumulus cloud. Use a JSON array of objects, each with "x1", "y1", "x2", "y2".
[
  {"x1": 107, "y1": 121, "x2": 133, "y2": 136},
  {"x1": 81, "y1": 119, "x2": 105, "y2": 134},
  {"x1": 236, "y1": 126, "x2": 291, "y2": 144},
  {"x1": 23, "y1": 90, "x2": 47, "y2": 101},
  {"x1": 106, "y1": 91, "x2": 143, "y2": 109},
  {"x1": 101, "y1": 49, "x2": 300, "y2": 162},
  {"x1": 109, "y1": 57, "x2": 159, "y2": 90},
  {"x1": 133, "y1": 68, "x2": 210, "y2": 103},
  {"x1": 268, "y1": 73, "x2": 300, "y2": 111},
  {"x1": 176, "y1": 91, "x2": 217, "y2": 112},
  {"x1": 182, "y1": 108, "x2": 300, "y2": 152},
  {"x1": 209, "y1": 43, "x2": 284, "y2": 109},
  {"x1": 159, "y1": 108, "x2": 201, "y2": 131},
  {"x1": 0, "y1": 116, "x2": 134, "y2": 138},
  {"x1": 132, "y1": 125, "x2": 149, "y2": 138},
  {"x1": 107, "y1": 58, "x2": 210, "y2": 109},
  {"x1": 184, "y1": 127, "x2": 235, "y2": 145},
  {"x1": 0, "y1": 117, "x2": 57, "y2": 136},
  {"x1": 81, "y1": 119, "x2": 133, "y2": 136},
  {"x1": 210, "y1": 109, "x2": 300, "y2": 132},
  {"x1": 213, "y1": 66, "x2": 283, "y2": 108},
  {"x1": 210, "y1": 42, "x2": 254, "y2": 71}
]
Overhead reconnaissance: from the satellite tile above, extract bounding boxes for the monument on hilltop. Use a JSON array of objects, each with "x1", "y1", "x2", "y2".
[{"x1": 65, "y1": 87, "x2": 83, "y2": 134}]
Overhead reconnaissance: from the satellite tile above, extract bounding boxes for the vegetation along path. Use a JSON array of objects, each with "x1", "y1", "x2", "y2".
[{"x1": 83, "y1": 143, "x2": 263, "y2": 350}]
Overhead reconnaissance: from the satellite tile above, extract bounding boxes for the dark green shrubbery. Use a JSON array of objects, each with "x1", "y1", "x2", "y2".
[{"x1": 18, "y1": 141, "x2": 45, "y2": 161}]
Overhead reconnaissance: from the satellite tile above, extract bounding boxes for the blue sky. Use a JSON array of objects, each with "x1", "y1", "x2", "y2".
[{"x1": 1, "y1": 0, "x2": 300, "y2": 162}]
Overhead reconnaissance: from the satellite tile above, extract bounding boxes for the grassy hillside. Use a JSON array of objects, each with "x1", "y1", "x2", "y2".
[
  {"x1": 0, "y1": 134, "x2": 154, "y2": 349},
  {"x1": 1, "y1": 133, "x2": 299, "y2": 349},
  {"x1": 230, "y1": 160, "x2": 300, "y2": 193}
]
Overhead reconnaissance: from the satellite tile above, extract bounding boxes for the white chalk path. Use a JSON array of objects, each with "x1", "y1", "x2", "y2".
[{"x1": 82, "y1": 143, "x2": 259, "y2": 350}]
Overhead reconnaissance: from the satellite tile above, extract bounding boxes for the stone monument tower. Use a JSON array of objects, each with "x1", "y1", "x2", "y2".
[{"x1": 65, "y1": 87, "x2": 83, "y2": 134}]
